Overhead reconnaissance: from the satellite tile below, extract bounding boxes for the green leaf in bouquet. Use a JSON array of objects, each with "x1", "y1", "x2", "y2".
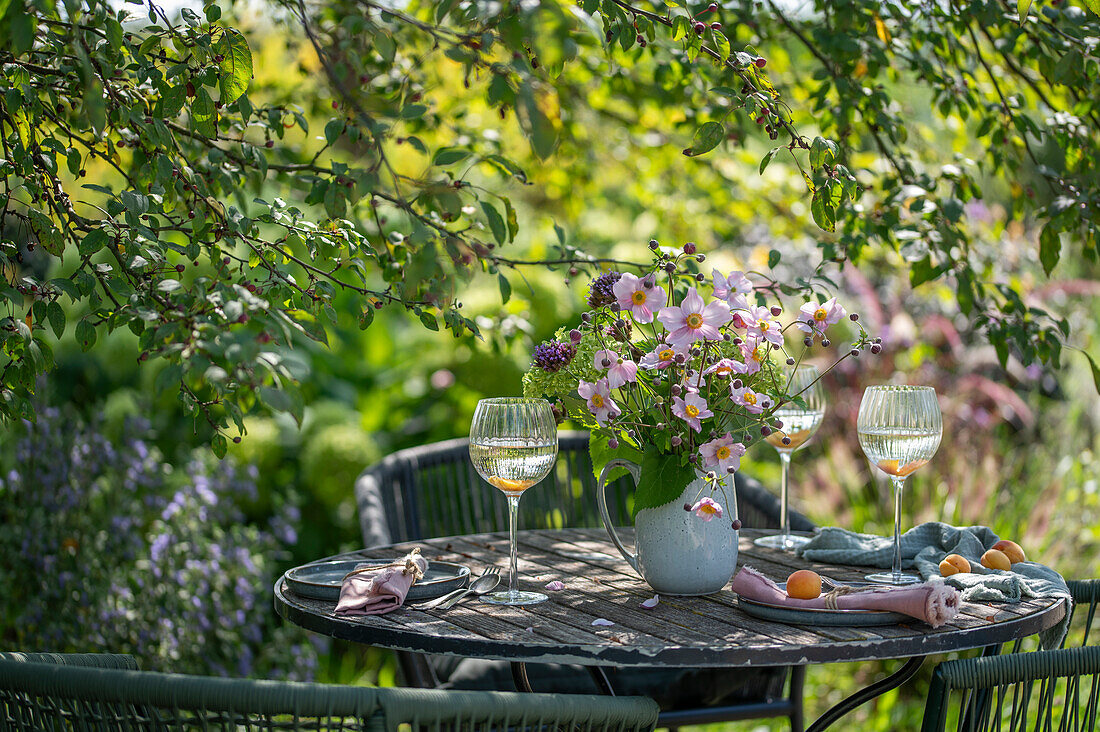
[
  {"x1": 588, "y1": 432, "x2": 643, "y2": 484},
  {"x1": 632, "y1": 445, "x2": 695, "y2": 516}
]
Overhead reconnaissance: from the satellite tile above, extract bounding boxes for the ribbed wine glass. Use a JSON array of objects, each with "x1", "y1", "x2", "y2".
[
  {"x1": 754, "y1": 365, "x2": 826, "y2": 551},
  {"x1": 856, "y1": 385, "x2": 943, "y2": 585},
  {"x1": 469, "y1": 398, "x2": 558, "y2": 606}
]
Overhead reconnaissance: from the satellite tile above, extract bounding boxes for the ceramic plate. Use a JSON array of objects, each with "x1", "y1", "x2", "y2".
[
  {"x1": 737, "y1": 582, "x2": 910, "y2": 627},
  {"x1": 284, "y1": 559, "x2": 470, "y2": 602}
]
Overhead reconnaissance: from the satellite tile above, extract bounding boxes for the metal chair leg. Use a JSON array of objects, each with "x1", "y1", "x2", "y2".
[{"x1": 790, "y1": 665, "x2": 807, "y2": 732}]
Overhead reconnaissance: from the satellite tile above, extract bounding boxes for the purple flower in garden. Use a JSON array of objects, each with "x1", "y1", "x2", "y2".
[
  {"x1": 657, "y1": 288, "x2": 732, "y2": 348},
  {"x1": 639, "y1": 343, "x2": 680, "y2": 370},
  {"x1": 731, "y1": 384, "x2": 771, "y2": 414},
  {"x1": 797, "y1": 297, "x2": 847, "y2": 335},
  {"x1": 587, "y1": 271, "x2": 623, "y2": 308},
  {"x1": 578, "y1": 379, "x2": 620, "y2": 426},
  {"x1": 690, "y1": 496, "x2": 723, "y2": 521},
  {"x1": 593, "y1": 349, "x2": 638, "y2": 389},
  {"x1": 699, "y1": 433, "x2": 746, "y2": 474},
  {"x1": 671, "y1": 392, "x2": 713, "y2": 433},
  {"x1": 533, "y1": 340, "x2": 577, "y2": 373},
  {"x1": 613, "y1": 273, "x2": 665, "y2": 323},
  {"x1": 745, "y1": 305, "x2": 783, "y2": 346}
]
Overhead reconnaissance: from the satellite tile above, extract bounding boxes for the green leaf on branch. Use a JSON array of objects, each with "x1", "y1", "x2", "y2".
[
  {"x1": 433, "y1": 147, "x2": 470, "y2": 166},
  {"x1": 498, "y1": 273, "x2": 511, "y2": 304},
  {"x1": 1085, "y1": 0, "x2": 1100, "y2": 15},
  {"x1": 809, "y1": 136, "x2": 838, "y2": 168},
  {"x1": 686, "y1": 121, "x2": 724, "y2": 156},
  {"x1": 1040, "y1": 223, "x2": 1061, "y2": 275},
  {"x1": 759, "y1": 147, "x2": 780, "y2": 174},
  {"x1": 633, "y1": 445, "x2": 696, "y2": 515},
  {"x1": 517, "y1": 86, "x2": 561, "y2": 160},
  {"x1": 75, "y1": 318, "x2": 96, "y2": 351},
  {"x1": 481, "y1": 201, "x2": 506, "y2": 244},
  {"x1": 810, "y1": 186, "x2": 836, "y2": 231},
  {"x1": 216, "y1": 29, "x2": 253, "y2": 104},
  {"x1": 712, "y1": 30, "x2": 731, "y2": 60},
  {"x1": 161, "y1": 84, "x2": 186, "y2": 117},
  {"x1": 1085, "y1": 350, "x2": 1100, "y2": 394},
  {"x1": 191, "y1": 88, "x2": 217, "y2": 138},
  {"x1": 672, "y1": 16, "x2": 691, "y2": 41},
  {"x1": 211, "y1": 433, "x2": 227, "y2": 459},
  {"x1": 46, "y1": 302, "x2": 64, "y2": 339},
  {"x1": 29, "y1": 210, "x2": 64, "y2": 257},
  {"x1": 1017, "y1": 0, "x2": 1033, "y2": 22}
]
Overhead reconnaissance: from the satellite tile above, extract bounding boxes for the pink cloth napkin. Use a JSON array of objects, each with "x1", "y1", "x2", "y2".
[
  {"x1": 731, "y1": 566, "x2": 960, "y2": 627},
  {"x1": 334, "y1": 550, "x2": 428, "y2": 616}
]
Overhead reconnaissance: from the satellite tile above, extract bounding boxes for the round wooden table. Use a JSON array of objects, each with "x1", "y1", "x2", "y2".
[{"x1": 274, "y1": 528, "x2": 1066, "y2": 731}]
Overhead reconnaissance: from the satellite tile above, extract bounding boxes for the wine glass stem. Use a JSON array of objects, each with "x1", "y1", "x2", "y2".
[
  {"x1": 778, "y1": 451, "x2": 792, "y2": 539},
  {"x1": 891, "y1": 476, "x2": 906, "y2": 582},
  {"x1": 507, "y1": 494, "x2": 520, "y2": 597}
]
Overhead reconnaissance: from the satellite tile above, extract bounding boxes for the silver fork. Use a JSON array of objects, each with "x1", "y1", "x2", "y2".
[{"x1": 411, "y1": 566, "x2": 501, "y2": 611}]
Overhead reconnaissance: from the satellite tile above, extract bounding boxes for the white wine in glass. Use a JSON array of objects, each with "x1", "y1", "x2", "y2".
[
  {"x1": 469, "y1": 398, "x2": 558, "y2": 606},
  {"x1": 755, "y1": 365, "x2": 825, "y2": 551},
  {"x1": 857, "y1": 385, "x2": 942, "y2": 585}
]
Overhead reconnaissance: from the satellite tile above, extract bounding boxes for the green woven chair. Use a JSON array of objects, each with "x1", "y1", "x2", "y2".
[
  {"x1": 0, "y1": 654, "x2": 660, "y2": 731},
  {"x1": 355, "y1": 431, "x2": 811, "y2": 731},
  {"x1": 920, "y1": 578, "x2": 1100, "y2": 732}
]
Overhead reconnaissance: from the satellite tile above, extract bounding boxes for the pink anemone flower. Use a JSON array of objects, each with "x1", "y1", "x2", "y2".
[
  {"x1": 745, "y1": 305, "x2": 783, "y2": 346},
  {"x1": 797, "y1": 297, "x2": 847, "y2": 335},
  {"x1": 593, "y1": 349, "x2": 638, "y2": 389},
  {"x1": 730, "y1": 384, "x2": 771, "y2": 414},
  {"x1": 577, "y1": 379, "x2": 620, "y2": 426},
  {"x1": 656, "y1": 288, "x2": 732, "y2": 349},
  {"x1": 613, "y1": 273, "x2": 665, "y2": 324},
  {"x1": 690, "y1": 496, "x2": 723, "y2": 521},
  {"x1": 639, "y1": 343, "x2": 680, "y2": 370},
  {"x1": 699, "y1": 433, "x2": 747, "y2": 474},
  {"x1": 712, "y1": 269, "x2": 753, "y2": 302},
  {"x1": 737, "y1": 338, "x2": 765, "y2": 375},
  {"x1": 704, "y1": 358, "x2": 752, "y2": 378},
  {"x1": 671, "y1": 392, "x2": 713, "y2": 433}
]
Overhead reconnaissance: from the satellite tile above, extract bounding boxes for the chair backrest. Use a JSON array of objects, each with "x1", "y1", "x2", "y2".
[
  {"x1": 920, "y1": 646, "x2": 1100, "y2": 732},
  {"x1": 0, "y1": 656, "x2": 659, "y2": 732},
  {"x1": 355, "y1": 431, "x2": 810, "y2": 547},
  {"x1": 919, "y1": 578, "x2": 1100, "y2": 732}
]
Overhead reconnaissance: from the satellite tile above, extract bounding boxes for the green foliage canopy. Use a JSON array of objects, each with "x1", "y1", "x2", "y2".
[{"x1": 1, "y1": 0, "x2": 1098, "y2": 451}]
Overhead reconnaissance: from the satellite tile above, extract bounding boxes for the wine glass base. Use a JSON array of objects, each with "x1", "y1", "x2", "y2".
[
  {"x1": 481, "y1": 590, "x2": 548, "y2": 606},
  {"x1": 754, "y1": 534, "x2": 811, "y2": 551},
  {"x1": 865, "y1": 571, "x2": 920, "y2": 585}
]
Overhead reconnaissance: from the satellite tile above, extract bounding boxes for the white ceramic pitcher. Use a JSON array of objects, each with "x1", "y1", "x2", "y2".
[{"x1": 596, "y1": 458, "x2": 739, "y2": 596}]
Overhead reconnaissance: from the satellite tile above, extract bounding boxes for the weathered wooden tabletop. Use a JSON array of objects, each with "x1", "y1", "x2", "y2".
[{"x1": 274, "y1": 528, "x2": 1065, "y2": 668}]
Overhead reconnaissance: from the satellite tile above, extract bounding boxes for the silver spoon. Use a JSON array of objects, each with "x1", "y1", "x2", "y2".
[{"x1": 411, "y1": 567, "x2": 501, "y2": 611}]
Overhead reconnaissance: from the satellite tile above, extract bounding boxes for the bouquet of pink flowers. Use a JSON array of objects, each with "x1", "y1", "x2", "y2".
[{"x1": 523, "y1": 242, "x2": 878, "y2": 515}]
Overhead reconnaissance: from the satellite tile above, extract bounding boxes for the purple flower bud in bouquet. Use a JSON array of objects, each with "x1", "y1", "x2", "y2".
[
  {"x1": 671, "y1": 435, "x2": 683, "y2": 447},
  {"x1": 569, "y1": 329, "x2": 582, "y2": 343},
  {"x1": 587, "y1": 271, "x2": 622, "y2": 308},
  {"x1": 642, "y1": 273, "x2": 656, "y2": 289},
  {"x1": 683, "y1": 242, "x2": 697, "y2": 255},
  {"x1": 534, "y1": 341, "x2": 577, "y2": 373},
  {"x1": 671, "y1": 384, "x2": 682, "y2": 396},
  {"x1": 770, "y1": 306, "x2": 782, "y2": 317},
  {"x1": 608, "y1": 437, "x2": 619, "y2": 449},
  {"x1": 732, "y1": 379, "x2": 743, "y2": 390}
]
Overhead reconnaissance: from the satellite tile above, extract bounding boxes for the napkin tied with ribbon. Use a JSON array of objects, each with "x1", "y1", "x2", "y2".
[
  {"x1": 334, "y1": 549, "x2": 427, "y2": 616},
  {"x1": 796, "y1": 522, "x2": 1072, "y2": 648},
  {"x1": 731, "y1": 566, "x2": 960, "y2": 627}
]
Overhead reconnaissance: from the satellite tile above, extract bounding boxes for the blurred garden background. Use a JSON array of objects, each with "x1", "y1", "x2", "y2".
[{"x1": 2, "y1": 0, "x2": 1099, "y2": 728}]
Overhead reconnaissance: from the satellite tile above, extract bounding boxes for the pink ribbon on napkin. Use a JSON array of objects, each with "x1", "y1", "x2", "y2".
[
  {"x1": 730, "y1": 566, "x2": 960, "y2": 627},
  {"x1": 334, "y1": 549, "x2": 428, "y2": 616}
]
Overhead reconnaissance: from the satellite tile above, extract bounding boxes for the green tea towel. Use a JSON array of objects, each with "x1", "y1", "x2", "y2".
[{"x1": 797, "y1": 522, "x2": 1071, "y2": 648}]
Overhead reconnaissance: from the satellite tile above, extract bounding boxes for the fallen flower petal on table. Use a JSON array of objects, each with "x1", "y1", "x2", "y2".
[
  {"x1": 545, "y1": 580, "x2": 565, "y2": 591},
  {"x1": 591, "y1": 618, "x2": 615, "y2": 626},
  {"x1": 640, "y1": 595, "x2": 659, "y2": 609}
]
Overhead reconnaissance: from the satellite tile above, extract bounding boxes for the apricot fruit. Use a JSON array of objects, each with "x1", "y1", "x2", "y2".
[
  {"x1": 981, "y1": 548, "x2": 1012, "y2": 571},
  {"x1": 992, "y1": 539, "x2": 1026, "y2": 565},
  {"x1": 786, "y1": 570, "x2": 822, "y2": 600},
  {"x1": 939, "y1": 554, "x2": 971, "y2": 576}
]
